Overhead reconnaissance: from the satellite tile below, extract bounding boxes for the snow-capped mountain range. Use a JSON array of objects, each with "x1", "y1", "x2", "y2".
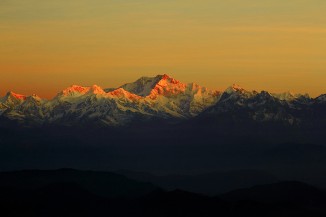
[{"x1": 0, "y1": 74, "x2": 325, "y2": 127}]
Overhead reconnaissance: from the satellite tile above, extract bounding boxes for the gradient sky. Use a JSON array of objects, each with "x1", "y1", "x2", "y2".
[{"x1": 1, "y1": 0, "x2": 325, "y2": 98}]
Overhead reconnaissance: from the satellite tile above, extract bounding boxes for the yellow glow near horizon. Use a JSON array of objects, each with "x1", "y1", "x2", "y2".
[{"x1": 0, "y1": 0, "x2": 325, "y2": 98}]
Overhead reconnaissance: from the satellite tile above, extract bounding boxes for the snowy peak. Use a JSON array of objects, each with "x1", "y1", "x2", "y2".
[
  {"x1": 0, "y1": 91, "x2": 28, "y2": 111},
  {"x1": 58, "y1": 85, "x2": 90, "y2": 97},
  {"x1": 119, "y1": 74, "x2": 185, "y2": 98},
  {"x1": 118, "y1": 74, "x2": 220, "y2": 100},
  {"x1": 120, "y1": 74, "x2": 169, "y2": 97},
  {"x1": 25, "y1": 94, "x2": 42, "y2": 102},
  {"x1": 112, "y1": 74, "x2": 221, "y2": 117},
  {"x1": 272, "y1": 92, "x2": 311, "y2": 102},
  {"x1": 221, "y1": 84, "x2": 256, "y2": 102},
  {"x1": 158, "y1": 74, "x2": 180, "y2": 84},
  {"x1": 0, "y1": 92, "x2": 42, "y2": 106},
  {"x1": 1, "y1": 91, "x2": 27, "y2": 106},
  {"x1": 56, "y1": 85, "x2": 106, "y2": 99},
  {"x1": 272, "y1": 92, "x2": 296, "y2": 101},
  {"x1": 6, "y1": 91, "x2": 27, "y2": 101},
  {"x1": 107, "y1": 88, "x2": 141, "y2": 101},
  {"x1": 225, "y1": 84, "x2": 245, "y2": 94},
  {"x1": 316, "y1": 94, "x2": 326, "y2": 103},
  {"x1": 87, "y1": 85, "x2": 105, "y2": 95},
  {"x1": 21, "y1": 95, "x2": 43, "y2": 108},
  {"x1": 187, "y1": 82, "x2": 219, "y2": 96},
  {"x1": 147, "y1": 74, "x2": 187, "y2": 99}
]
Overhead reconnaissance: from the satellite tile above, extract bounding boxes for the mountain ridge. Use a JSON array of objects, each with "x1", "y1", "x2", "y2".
[{"x1": 0, "y1": 74, "x2": 325, "y2": 127}]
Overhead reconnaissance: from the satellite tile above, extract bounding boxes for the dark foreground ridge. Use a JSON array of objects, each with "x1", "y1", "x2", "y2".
[{"x1": 1, "y1": 169, "x2": 326, "y2": 217}]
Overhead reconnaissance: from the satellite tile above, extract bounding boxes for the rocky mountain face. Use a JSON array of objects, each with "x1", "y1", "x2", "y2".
[
  {"x1": 200, "y1": 84, "x2": 321, "y2": 126},
  {"x1": 0, "y1": 74, "x2": 325, "y2": 128}
]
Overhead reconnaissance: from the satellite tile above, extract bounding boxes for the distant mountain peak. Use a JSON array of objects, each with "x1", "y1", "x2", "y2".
[
  {"x1": 6, "y1": 91, "x2": 27, "y2": 101},
  {"x1": 60, "y1": 85, "x2": 89, "y2": 97},
  {"x1": 57, "y1": 84, "x2": 106, "y2": 98},
  {"x1": 0, "y1": 91, "x2": 27, "y2": 110},
  {"x1": 232, "y1": 83, "x2": 243, "y2": 90},
  {"x1": 272, "y1": 92, "x2": 311, "y2": 101},
  {"x1": 26, "y1": 94, "x2": 42, "y2": 101},
  {"x1": 107, "y1": 88, "x2": 141, "y2": 100},
  {"x1": 160, "y1": 73, "x2": 171, "y2": 80},
  {"x1": 88, "y1": 85, "x2": 105, "y2": 95},
  {"x1": 120, "y1": 74, "x2": 183, "y2": 98},
  {"x1": 120, "y1": 75, "x2": 162, "y2": 97},
  {"x1": 316, "y1": 94, "x2": 326, "y2": 102},
  {"x1": 272, "y1": 91, "x2": 295, "y2": 101},
  {"x1": 225, "y1": 84, "x2": 245, "y2": 94}
]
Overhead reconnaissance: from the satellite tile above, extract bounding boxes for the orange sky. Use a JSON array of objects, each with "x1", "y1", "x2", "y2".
[{"x1": 1, "y1": 0, "x2": 326, "y2": 98}]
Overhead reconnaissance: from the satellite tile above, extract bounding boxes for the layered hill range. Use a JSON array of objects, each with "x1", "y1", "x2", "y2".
[{"x1": 0, "y1": 74, "x2": 325, "y2": 127}]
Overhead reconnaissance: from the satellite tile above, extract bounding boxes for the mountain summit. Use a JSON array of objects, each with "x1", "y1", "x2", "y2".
[
  {"x1": 119, "y1": 74, "x2": 170, "y2": 97},
  {"x1": 225, "y1": 84, "x2": 245, "y2": 94}
]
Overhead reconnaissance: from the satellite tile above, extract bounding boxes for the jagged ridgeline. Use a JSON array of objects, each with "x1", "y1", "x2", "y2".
[
  {"x1": 0, "y1": 75, "x2": 326, "y2": 172},
  {"x1": 0, "y1": 74, "x2": 325, "y2": 128}
]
